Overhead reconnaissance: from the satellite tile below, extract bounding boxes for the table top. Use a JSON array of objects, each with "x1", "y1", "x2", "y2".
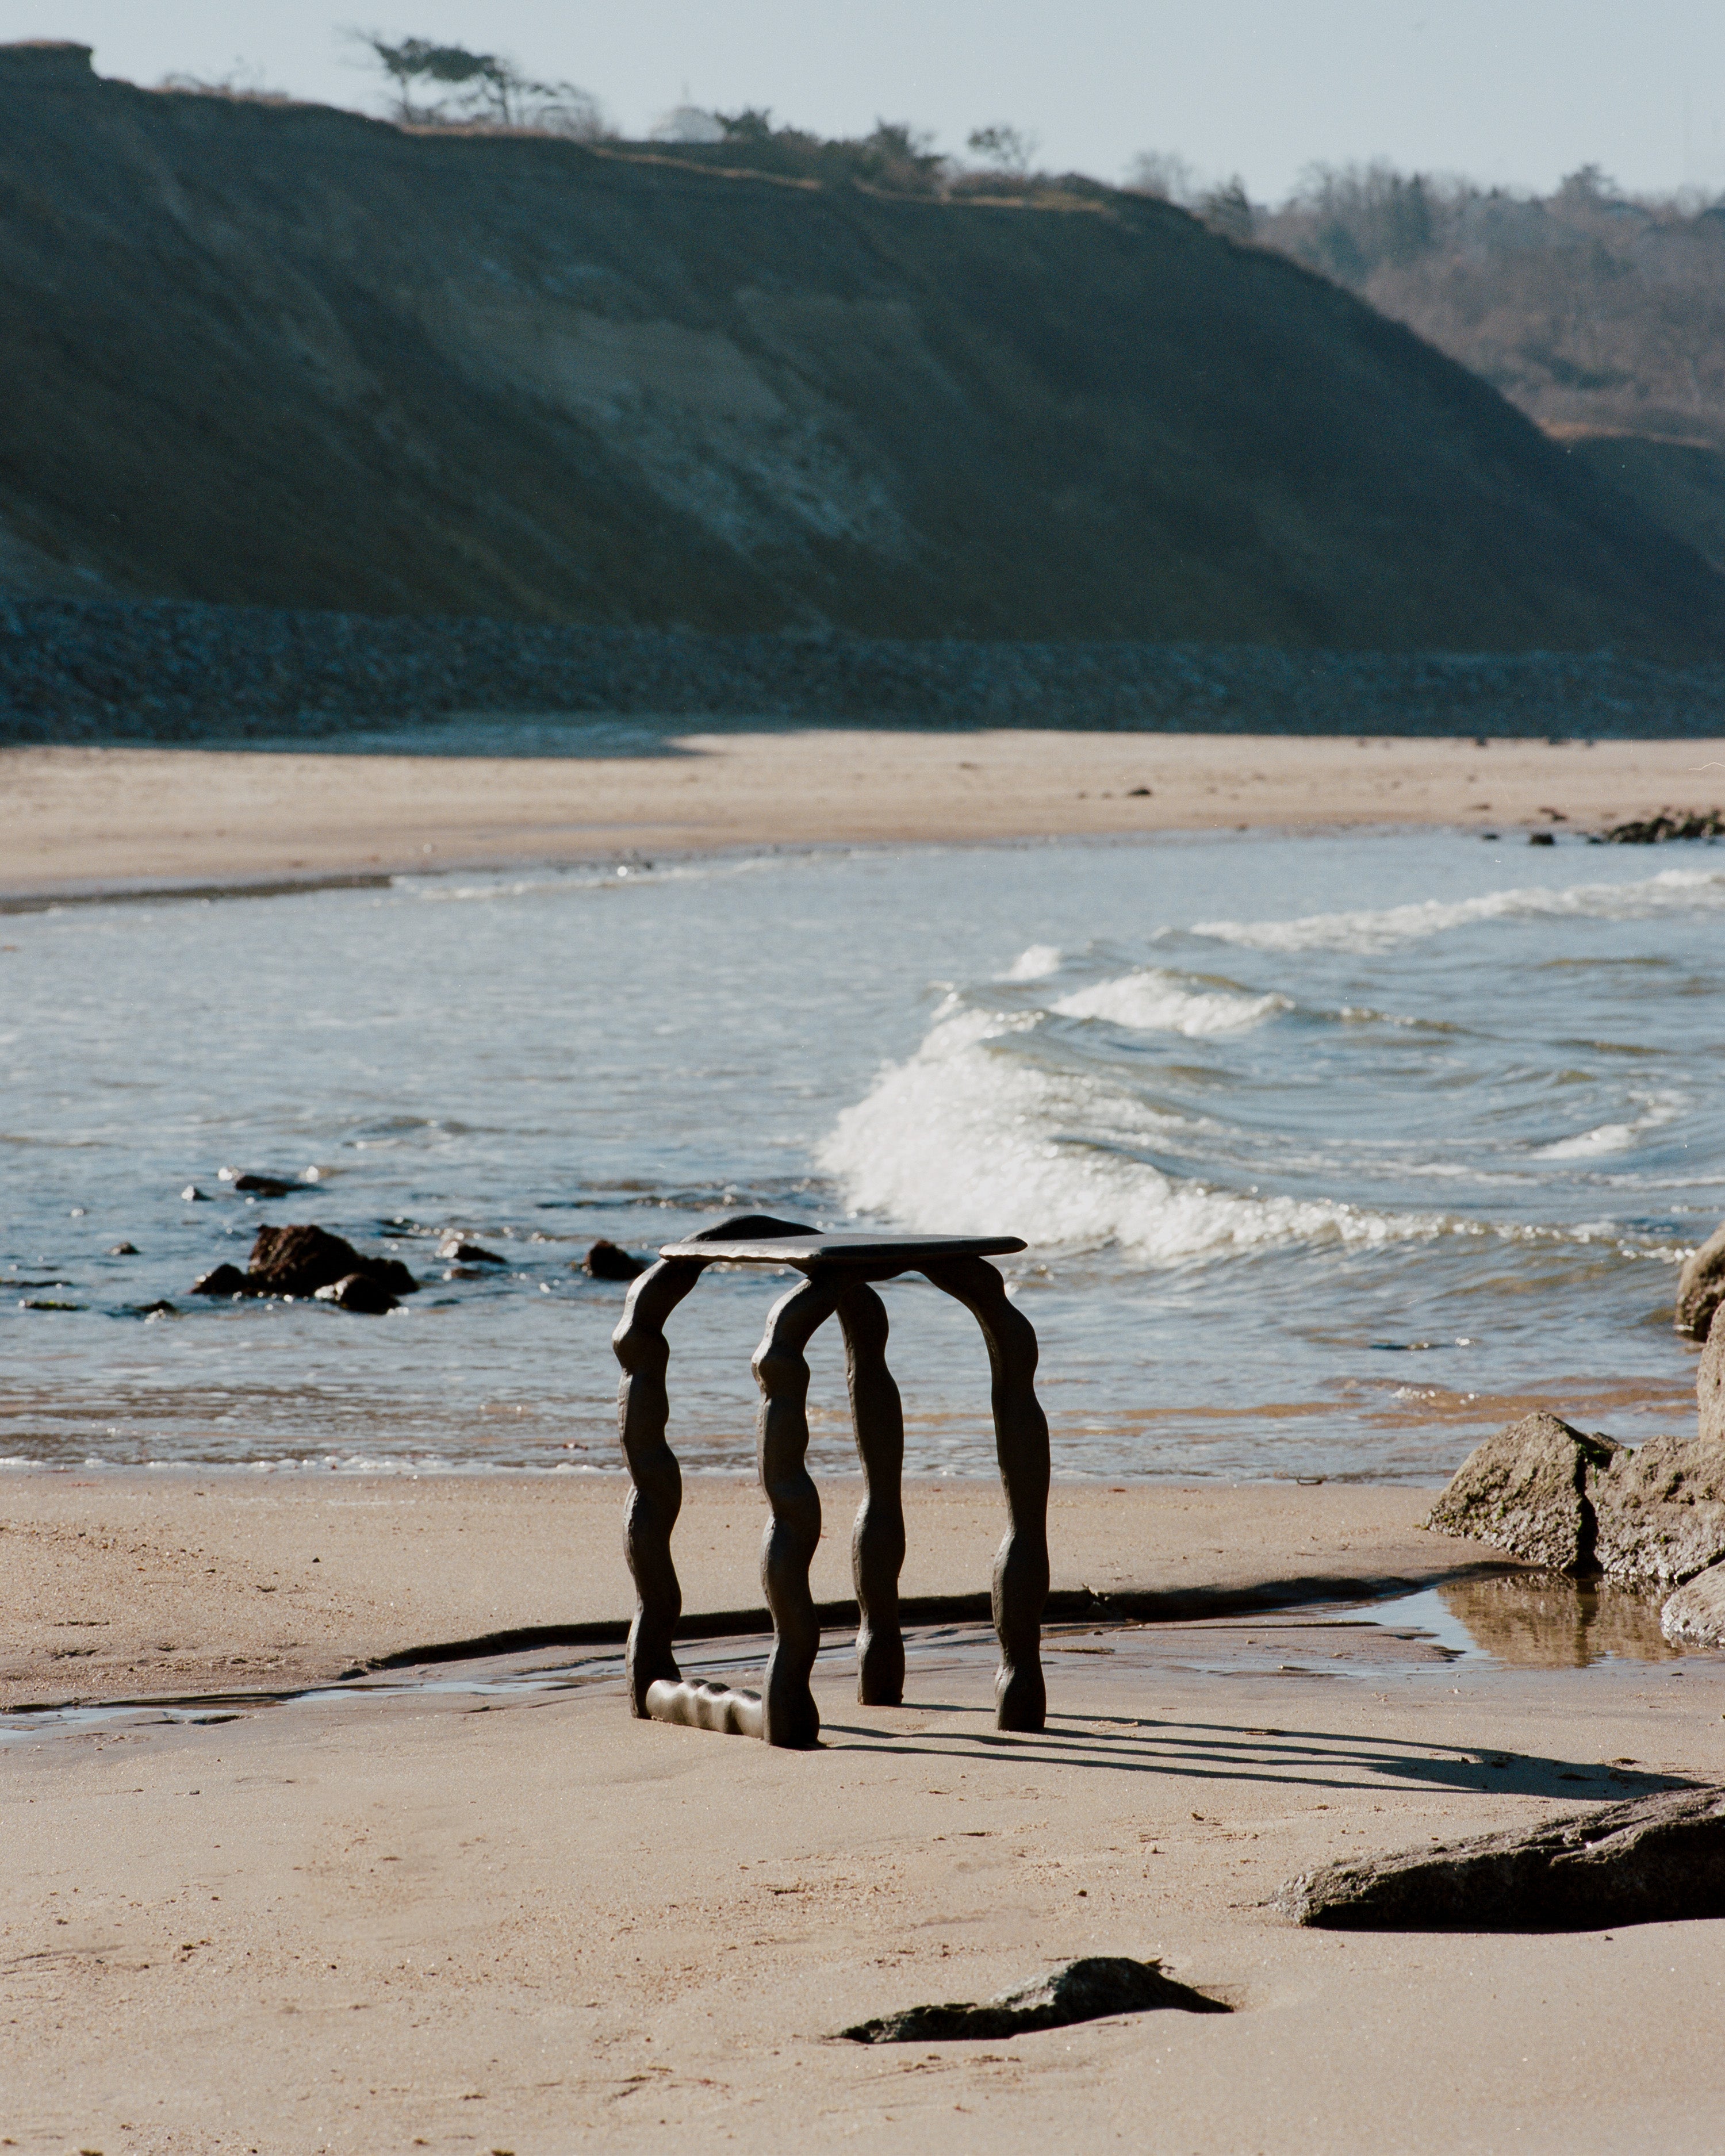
[{"x1": 656, "y1": 1232, "x2": 1025, "y2": 1268}]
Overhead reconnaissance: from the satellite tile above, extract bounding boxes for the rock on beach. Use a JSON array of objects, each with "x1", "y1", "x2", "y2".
[
  {"x1": 1700, "y1": 1307, "x2": 1725, "y2": 1447},
  {"x1": 1428, "y1": 1406, "x2": 1725, "y2": 1592},
  {"x1": 1277, "y1": 1784, "x2": 1725, "y2": 1932},
  {"x1": 1676, "y1": 1221, "x2": 1725, "y2": 1341},
  {"x1": 1424, "y1": 1412, "x2": 1619, "y2": 1574},
  {"x1": 1592, "y1": 1429, "x2": 1725, "y2": 1592},
  {"x1": 1661, "y1": 1560, "x2": 1725, "y2": 1646}
]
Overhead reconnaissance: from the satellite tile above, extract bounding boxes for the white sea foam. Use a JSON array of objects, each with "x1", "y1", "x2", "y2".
[
  {"x1": 1004, "y1": 943, "x2": 1063, "y2": 981},
  {"x1": 1534, "y1": 1091, "x2": 1686, "y2": 1161},
  {"x1": 818, "y1": 1008, "x2": 1436, "y2": 1261},
  {"x1": 1191, "y1": 867, "x2": 1725, "y2": 954},
  {"x1": 1052, "y1": 968, "x2": 1290, "y2": 1036}
]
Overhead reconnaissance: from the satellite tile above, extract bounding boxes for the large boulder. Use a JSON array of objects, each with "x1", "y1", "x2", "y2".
[
  {"x1": 1676, "y1": 1221, "x2": 1725, "y2": 1340},
  {"x1": 1700, "y1": 1306, "x2": 1725, "y2": 1447},
  {"x1": 1661, "y1": 1559, "x2": 1725, "y2": 1647},
  {"x1": 1590, "y1": 1429, "x2": 1725, "y2": 1591},
  {"x1": 1425, "y1": 1413, "x2": 1620, "y2": 1574}
]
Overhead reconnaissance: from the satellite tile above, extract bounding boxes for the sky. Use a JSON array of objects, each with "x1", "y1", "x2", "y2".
[{"x1": 5, "y1": 1, "x2": 1725, "y2": 203}]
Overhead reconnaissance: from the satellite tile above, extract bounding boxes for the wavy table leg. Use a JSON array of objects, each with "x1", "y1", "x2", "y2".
[
  {"x1": 752, "y1": 1275, "x2": 837, "y2": 1748},
  {"x1": 923, "y1": 1256, "x2": 1050, "y2": 1732},
  {"x1": 835, "y1": 1280, "x2": 906, "y2": 1705},
  {"x1": 612, "y1": 1256, "x2": 705, "y2": 1717}
]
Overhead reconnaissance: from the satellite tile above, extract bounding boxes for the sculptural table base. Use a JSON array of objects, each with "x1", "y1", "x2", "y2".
[{"x1": 612, "y1": 1219, "x2": 1051, "y2": 1749}]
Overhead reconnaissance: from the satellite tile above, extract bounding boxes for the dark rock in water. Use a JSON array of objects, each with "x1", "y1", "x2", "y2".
[
  {"x1": 583, "y1": 1239, "x2": 647, "y2": 1281},
  {"x1": 190, "y1": 1263, "x2": 250, "y2": 1297},
  {"x1": 218, "y1": 1168, "x2": 297, "y2": 1197},
  {"x1": 1701, "y1": 1309, "x2": 1725, "y2": 1447},
  {"x1": 1661, "y1": 1559, "x2": 1725, "y2": 1646},
  {"x1": 248, "y1": 1223, "x2": 419, "y2": 1298},
  {"x1": 839, "y1": 1956, "x2": 1229, "y2": 2043},
  {"x1": 1426, "y1": 1412, "x2": 1620, "y2": 1574},
  {"x1": 1528, "y1": 830, "x2": 1555, "y2": 845},
  {"x1": 133, "y1": 1299, "x2": 177, "y2": 1317},
  {"x1": 1676, "y1": 1221, "x2": 1725, "y2": 1340},
  {"x1": 109, "y1": 1242, "x2": 139, "y2": 1255},
  {"x1": 181, "y1": 1184, "x2": 210, "y2": 1202},
  {"x1": 438, "y1": 1237, "x2": 507, "y2": 1264},
  {"x1": 1590, "y1": 1428, "x2": 1725, "y2": 1591},
  {"x1": 313, "y1": 1271, "x2": 398, "y2": 1314},
  {"x1": 1277, "y1": 1783, "x2": 1725, "y2": 1931}
]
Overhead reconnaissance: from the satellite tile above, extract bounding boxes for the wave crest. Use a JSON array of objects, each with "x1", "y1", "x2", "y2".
[{"x1": 818, "y1": 1009, "x2": 1434, "y2": 1262}]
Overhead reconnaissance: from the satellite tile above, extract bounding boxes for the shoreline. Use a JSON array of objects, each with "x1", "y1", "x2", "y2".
[
  {"x1": 1, "y1": 1470, "x2": 1488, "y2": 1710},
  {"x1": 4, "y1": 730, "x2": 1723, "y2": 900}
]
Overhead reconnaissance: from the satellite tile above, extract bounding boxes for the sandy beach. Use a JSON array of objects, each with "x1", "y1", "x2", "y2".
[
  {"x1": 4, "y1": 730, "x2": 1724, "y2": 899},
  {"x1": 7, "y1": 728, "x2": 1725, "y2": 2150},
  {"x1": 5, "y1": 1474, "x2": 1724, "y2": 2152}
]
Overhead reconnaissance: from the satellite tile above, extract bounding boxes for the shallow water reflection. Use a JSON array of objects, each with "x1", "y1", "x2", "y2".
[{"x1": 1436, "y1": 1571, "x2": 1680, "y2": 1667}]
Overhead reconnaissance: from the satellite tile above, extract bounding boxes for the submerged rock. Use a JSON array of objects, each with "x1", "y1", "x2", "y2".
[
  {"x1": 248, "y1": 1223, "x2": 419, "y2": 1298},
  {"x1": 189, "y1": 1263, "x2": 250, "y2": 1297},
  {"x1": 218, "y1": 1167, "x2": 297, "y2": 1197},
  {"x1": 1661, "y1": 1560, "x2": 1725, "y2": 1647},
  {"x1": 108, "y1": 1241, "x2": 138, "y2": 1256},
  {"x1": 438, "y1": 1237, "x2": 507, "y2": 1265},
  {"x1": 189, "y1": 1225, "x2": 419, "y2": 1302},
  {"x1": 1278, "y1": 1784, "x2": 1725, "y2": 1931},
  {"x1": 582, "y1": 1239, "x2": 647, "y2": 1281},
  {"x1": 1425, "y1": 1413, "x2": 1620, "y2": 1574},
  {"x1": 1590, "y1": 1429, "x2": 1725, "y2": 1591},
  {"x1": 1676, "y1": 1222, "x2": 1725, "y2": 1341},
  {"x1": 313, "y1": 1271, "x2": 398, "y2": 1314},
  {"x1": 839, "y1": 1956, "x2": 1229, "y2": 2042}
]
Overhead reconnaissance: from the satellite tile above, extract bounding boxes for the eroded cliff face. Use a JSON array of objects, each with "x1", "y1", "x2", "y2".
[{"x1": 2, "y1": 41, "x2": 1722, "y2": 651}]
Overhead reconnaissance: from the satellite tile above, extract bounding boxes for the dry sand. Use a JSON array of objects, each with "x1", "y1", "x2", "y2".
[
  {"x1": 5, "y1": 1474, "x2": 1725, "y2": 2152},
  {"x1": 4, "y1": 730, "x2": 1724, "y2": 899}
]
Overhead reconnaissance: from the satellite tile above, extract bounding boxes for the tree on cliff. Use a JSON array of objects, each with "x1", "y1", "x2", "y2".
[{"x1": 354, "y1": 33, "x2": 604, "y2": 136}]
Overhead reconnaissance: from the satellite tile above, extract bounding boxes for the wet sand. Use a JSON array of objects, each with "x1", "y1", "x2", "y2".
[
  {"x1": 6, "y1": 1474, "x2": 1725, "y2": 2149},
  {"x1": 2, "y1": 1474, "x2": 1474, "y2": 1709},
  {"x1": 4, "y1": 731, "x2": 1723, "y2": 899}
]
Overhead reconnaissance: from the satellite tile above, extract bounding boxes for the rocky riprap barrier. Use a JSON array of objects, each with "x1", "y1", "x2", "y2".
[
  {"x1": 1427, "y1": 1221, "x2": 1725, "y2": 1641},
  {"x1": 5, "y1": 599, "x2": 1725, "y2": 743}
]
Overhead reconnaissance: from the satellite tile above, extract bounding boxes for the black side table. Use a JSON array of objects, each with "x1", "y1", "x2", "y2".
[{"x1": 611, "y1": 1213, "x2": 1051, "y2": 1748}]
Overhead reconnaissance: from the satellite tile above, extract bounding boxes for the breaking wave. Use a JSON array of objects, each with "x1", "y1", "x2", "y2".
[{"x1": 818, "y1": 1006, "x2": 1439, "y2": 1261}]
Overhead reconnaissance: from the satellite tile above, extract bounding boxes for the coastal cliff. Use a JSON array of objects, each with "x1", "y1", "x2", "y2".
[{"x1": 2, "y1": 41, "x2": 1723, "y2": 655}]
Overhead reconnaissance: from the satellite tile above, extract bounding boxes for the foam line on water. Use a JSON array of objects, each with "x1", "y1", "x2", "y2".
[{"x1": 1190, "y1": 866, "x2": 1725, "y2": 954}]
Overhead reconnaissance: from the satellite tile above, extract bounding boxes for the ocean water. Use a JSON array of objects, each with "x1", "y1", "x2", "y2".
[{"x1": 3, "y1": 830, "x2": 1720, "y2": 1483}]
